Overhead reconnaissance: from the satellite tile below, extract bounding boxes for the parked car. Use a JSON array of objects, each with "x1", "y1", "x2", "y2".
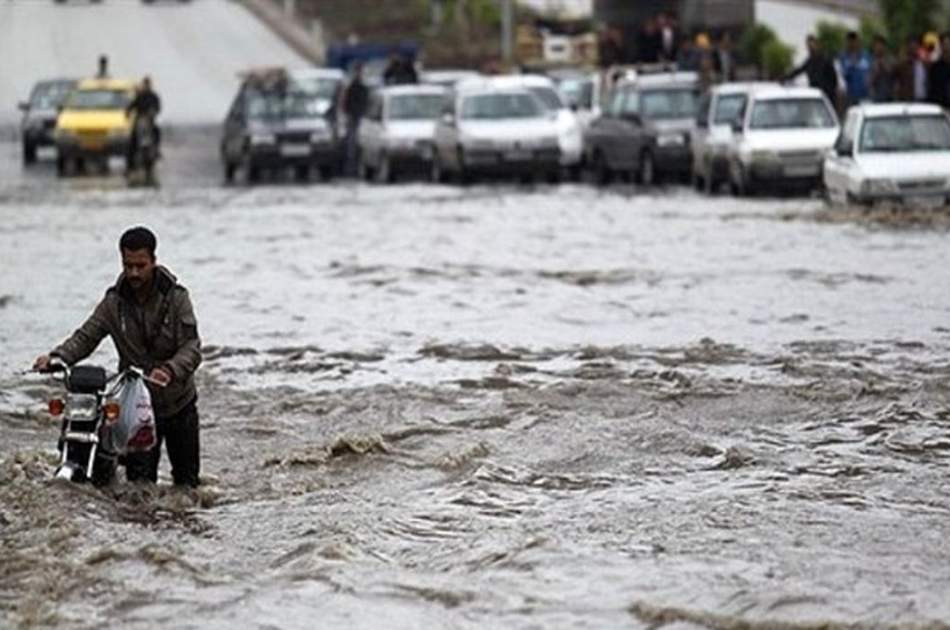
[
  {"x1": 421, "y1": 69, "x2": 482, "y2": 88},
  {"x1": 220, "y1": 68, "x2": 340, "y2": 184},
  {"x1": 18, "y1": 78, "x2": 76, "y2": 164},
  {"x1": 549, "y1": 68, "x2": 602, "y2": 129},
  {"x1": 53, "y1": 78, "x2": 135, "y2": 176},
  {"x1": 430, "y1": 80, "x2": 561, "y2": 184},
  {"x1": 691, "y1": 82, "x2": 772, "y2": 193},
  {"x1": 725, "y1": 85, "x2": 839, "y2": 196},
  {"x1": 483, "y1": 74, "x2": 583, "y2": 177},
  {"x1": 824, "y1": 103, "x2": 950, "y2": 206},
  {"x1": 357, "y1": 84, "x2": 448, "y2": 183},
  {"x1": 584, "y1": 71, "x2": 700, "y2": 185}
]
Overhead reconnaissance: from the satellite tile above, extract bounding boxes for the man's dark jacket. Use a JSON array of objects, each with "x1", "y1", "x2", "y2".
[
  {"x1": 51, "y1": 266, "x2": 201, "y2": 418},
  {"x1": 126, "y1": 90, "x2": 162, "y2": 118},
  {"x1": 786, "y1": 53, "x2": 838, "y2": 105}
]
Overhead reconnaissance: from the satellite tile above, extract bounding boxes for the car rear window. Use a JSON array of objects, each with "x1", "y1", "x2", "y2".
[
  {"x1": 859, "y1": 115, "x2": 950, "y2": 153},
  {"x1": 639, "y1": 88, "x2": 700, "y2": 121},
  {"x1": 749, "y1": 98, "x2": 835, "y2": 130},
  {"x1": 388, "y1": 94, "x2": 445, "y2": 120},
  {"x1": 65, "y1": 89, "x2": 129, "y2": 110},
  {"x1": 460, "y1": 92, "x2": 542, "y2": 120}
]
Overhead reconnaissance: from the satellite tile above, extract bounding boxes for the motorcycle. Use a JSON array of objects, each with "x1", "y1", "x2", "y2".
[
  {"x1": 127, "y1": 112, "x2": 158, "y2": 187},
  {"x1": 39, "y1": 359, "x2": 156, "y2": 485}
]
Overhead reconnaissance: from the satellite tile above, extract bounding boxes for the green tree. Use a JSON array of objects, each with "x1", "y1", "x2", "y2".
[
  {"x1": 877, "y1": 0, "x2": 939, "y2": 46},
  {"x1": 739, "y1": 23, "x2": 778, "y2": 70},
  {"x1": 762, "y1": 39, "x2": 795, "y2": 79},
  {"x1": 815, "y1": 20, "x2": 849, "y2": 56}
]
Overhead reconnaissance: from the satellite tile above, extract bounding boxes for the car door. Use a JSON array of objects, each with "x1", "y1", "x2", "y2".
[
  {"x1": 824, "y1": 110, "x2": 859, "y2": 198},
  {"x1": 589, "y1": 88, "x2": 629, "y2": 168},
  {"x1": 609, "y1": 88, "x2": 645, "y2": 170}
]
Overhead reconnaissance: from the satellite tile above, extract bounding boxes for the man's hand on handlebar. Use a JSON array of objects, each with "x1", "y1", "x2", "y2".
[{"x1": 33, "y1": 354, "x2": 52, "y2": 373}]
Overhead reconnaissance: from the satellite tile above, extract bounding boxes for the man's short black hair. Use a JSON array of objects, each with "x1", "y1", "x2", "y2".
[
  {"x1": 846, "y1": 31, "x2": 859, "y2": 41},
  {"x1": 119, "y1": 226, "x2": 157, "y2": 258}
]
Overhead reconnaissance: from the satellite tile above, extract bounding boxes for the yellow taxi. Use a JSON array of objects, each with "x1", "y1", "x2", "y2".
[{"x1": 54, "y1": 78, "x2": 136, "y2": 174}]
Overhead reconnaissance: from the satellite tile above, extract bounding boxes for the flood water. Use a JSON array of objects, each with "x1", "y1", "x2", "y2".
[{"x1": 1, "y1": 139, "x2": 949, "y2": 628}]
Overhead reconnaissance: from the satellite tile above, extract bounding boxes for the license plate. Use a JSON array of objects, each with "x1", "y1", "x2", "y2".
[
  {"x1": 784, "y1": 164, "x2": 819, "y2": 177},
  {"x1": 280, "y1": 144, "x2": 310, "y2": 157},
  {"x1": 504, "y1": 150, "x2": 532, "y2": 161},
  {"x1": 906, "y1": 194, "x2": 944, "y2": 207},
  {"x1": 80, "y1": 139, "x2": 104, "y2": 150}
]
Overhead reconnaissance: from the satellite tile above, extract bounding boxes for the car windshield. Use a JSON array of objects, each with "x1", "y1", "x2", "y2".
[
  {"x1": 247, "y1": 90, "x2": 323, "y2": 120},
  {"x1": 713, "y1": 93, "x2": 747, "y2": 125},
  {"x1": 859, "y1": 115, "x2": 950, "y2": 152},
  {"x1": 637, "y1": 88, "x2": 699, "y2": 120},
  {"x1": 558, "y1": 79, "x2": 594, "y2": 109},
  {"x1": 30, "y1": 82, "x2": 74, "y2": 109},
  {"x1": 750, "y1": 98, "x2": 835, "y2": 129},
  {"x1": 388, "y1": 94, "x2": 444, "y2": 120},
  {"x1": 291, "y1": 77, "x2": 339, "y2": 100},
  {"x1": 64, "y1": 89, "x2": 130, "y2": 110},
  {"x1": 461, "y1": 92, "x2": 542, "y2": 120},
  {"x1": 527, "y1": 86, "x2": 564, "y2": 111}
]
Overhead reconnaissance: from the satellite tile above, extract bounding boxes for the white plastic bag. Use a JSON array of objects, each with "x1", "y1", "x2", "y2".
[{"x1": 107, "y1": 375, "x2": 156, "y2": 455}]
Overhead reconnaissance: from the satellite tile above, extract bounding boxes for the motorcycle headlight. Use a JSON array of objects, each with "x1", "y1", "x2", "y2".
[
  {"x1": 65, "y1": 394, "x2": 99, "y2": 420},
  {"x1": 250, "y1": 133, "x2": 276, "y2": 146},
  {"x1": 862, "y1": 179, "x2": 898, "y2": 195}
]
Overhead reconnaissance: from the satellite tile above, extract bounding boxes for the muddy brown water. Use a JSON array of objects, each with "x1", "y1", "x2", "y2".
[{"x1": 1, "y1": 146, "x2": 950, "y2": 628}]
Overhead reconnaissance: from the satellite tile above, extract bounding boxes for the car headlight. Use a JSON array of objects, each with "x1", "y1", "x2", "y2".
[
  {"x1": 65, "y1": 394, "x2": 99, "y2": 420},
  {"x1": 862, "y1": 179, "x2": 898, "y2": 195},
  {"x1": 250, "y1": 133, "x2": 276, "y2": 146},
  {"x1": 657, "y1": 133, "x2": 685, "y2": 147}
]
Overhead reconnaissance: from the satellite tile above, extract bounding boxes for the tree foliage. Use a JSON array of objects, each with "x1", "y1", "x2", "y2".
[
  {"x1": 762, "y1": 39, "x2": 795, "y2": 79},
  {"x1": 877, "y1": 0, "x2": 939, "y2": 46}
]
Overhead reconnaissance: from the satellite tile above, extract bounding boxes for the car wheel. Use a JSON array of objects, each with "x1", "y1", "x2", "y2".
[
  {"x1": 224, "y1": 161, "x2": 236, "y2": 184},
  {"x1": 456, "y1": 148, "x2": 471, "y2": 185},
  {"x1": 246, "y1": 164, "x2": 260, "y2": 185},
  {"x1": 638, "y1": 150, "x2": 655, "y2": 186},
  {"x1": 592, "y1": 151, "x2": 611, "y2": 186},
  {"x1": 23, "y1": 142, "x2": 37, "y2": 165},
  {"x1": 319, "y1": 165, "x2": 335, "y2": 182},
  {"x1": 56, "y1": 155, "x2": 67, "y2": 177},
  {"x1": 294, "y1": 164, "x2": 311, "y2": 182},
  {"x1": 357, "y1": 153, "x2": 373, "y2": 181},
  {"x1": 691, "y1": 170, "x2": 704, "y2": 192}
]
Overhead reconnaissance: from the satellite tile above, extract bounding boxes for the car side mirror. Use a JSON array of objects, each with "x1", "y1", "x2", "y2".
[
  {"x1": 836, "y1": 145, "x2": 853, "y2": 158},
  {"x1": 18, "y1": 101, "x2": 30, "y2": 112}
]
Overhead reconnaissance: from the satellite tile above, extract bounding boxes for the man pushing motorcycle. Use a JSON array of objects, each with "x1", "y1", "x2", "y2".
[{"x1": 34, "y1": 227, "x2": 203, "y2": 487}]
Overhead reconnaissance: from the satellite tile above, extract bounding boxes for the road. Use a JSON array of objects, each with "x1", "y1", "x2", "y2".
[{"x1": 0, "y1": 0, "x2": 306, "y2": 129}]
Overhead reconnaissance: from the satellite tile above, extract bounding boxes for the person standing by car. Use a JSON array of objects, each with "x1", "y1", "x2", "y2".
[
  {"x1": 125, "y1": 77, "x2": 163, "y2": 171},
  {"x1": 839, "y1": 31, "x2": 871, "y2": 107},
  {"x1": 341, "y1": 63, "x2": 369, "y2": 176},
  {"x1": 96, "y1": 54, "x2": 110, "y2": 79},
  {"x1": 928, "y1": 34, "x2": 950, "y2": 109},
  {"x1": 894, "y1": 37, "x2": 927, "y2": 101},
  {"x1": 33, "y1": 227, "x2": 203, "y2": 487},
  {"x1": 784, "y1": 35, "x2": 839, "y2": 107},
  {"x1": 869, "y1": 35, "x2": 896, "y2": 102}
]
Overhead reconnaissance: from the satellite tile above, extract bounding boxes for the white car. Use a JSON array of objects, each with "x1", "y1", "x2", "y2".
[
  {"x1": 550, "y1": 69, "x2": 603, "y2": 129},
  {"x1": 431, "y1": 81, "x2": 561, "y2": 184},
  {"x1": 357, "y1": 84, "x2": 448, "y2": 183},
  {"x1": 726, "y1": 86, "x2": 840, "y2": 196},
  {"x1": 483, "y1": 74, "x2": 584, "y2": 175},
  {"x1": 421, "y1": 69, "x2": 482, "y2": 88},
  {"x1": 691, "y1": 82, "x2": 773, "y2": 193},
  {"x1": 823, "y1": 103, "x2": 950, "y2": 206}
]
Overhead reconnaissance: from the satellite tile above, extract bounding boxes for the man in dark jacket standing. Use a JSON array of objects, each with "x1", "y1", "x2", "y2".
[
  {"x1": 928, "y1": 34, "x2": 950, "y2": 109},
  {"x1": 34, "y1": 227, "x2": 203, "y2": 487},
  {"x1": 342, "y1": 63, "x2": 369, "y2": 176},
  {"x1": 785, "y1": 35, "x2": 839, "y2": 107}
]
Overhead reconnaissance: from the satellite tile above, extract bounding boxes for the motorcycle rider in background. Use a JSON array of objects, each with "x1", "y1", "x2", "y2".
[{"x1": 125, "y1": 76, "x2": 163, "y2": 172}]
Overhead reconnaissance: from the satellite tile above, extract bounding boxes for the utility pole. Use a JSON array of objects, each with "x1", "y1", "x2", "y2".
[{"x1": 501, "y1": 0, "x2": 514, "y2": 64}]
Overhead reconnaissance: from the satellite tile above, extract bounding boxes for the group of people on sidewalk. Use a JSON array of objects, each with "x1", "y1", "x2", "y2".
[{"x1": 787, "y1": 30, "x2": 950, "y2": 113}]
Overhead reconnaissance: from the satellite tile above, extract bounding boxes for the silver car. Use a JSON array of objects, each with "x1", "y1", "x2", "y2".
[
  {"x1": 357, "y1": 84, "x2": 448, "y2": 183},
  {"x1": 430, "y1": 80, "x2": 561, "y2": 184}
]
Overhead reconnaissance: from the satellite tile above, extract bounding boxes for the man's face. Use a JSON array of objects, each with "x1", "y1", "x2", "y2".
[
  {"x1": 807, "y1": 38, "x2": 818, "y2": 54},
  {"x1": 122, "y1": 248, "x2": 155, "y2": 290}
]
